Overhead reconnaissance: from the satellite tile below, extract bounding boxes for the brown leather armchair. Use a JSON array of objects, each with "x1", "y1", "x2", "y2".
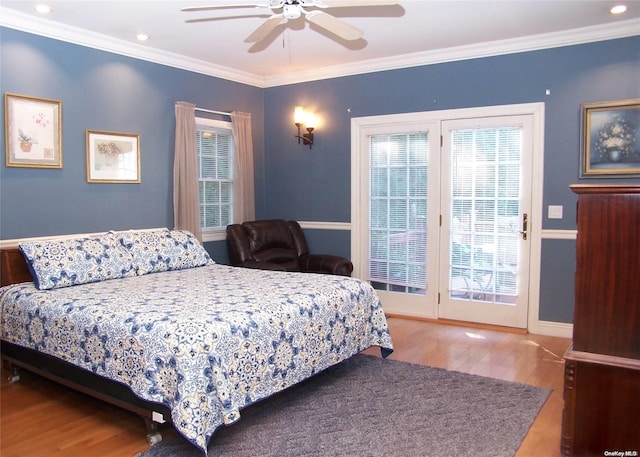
[{"x1": 226, "y1": 219, "x2": 353, "y2": 276}]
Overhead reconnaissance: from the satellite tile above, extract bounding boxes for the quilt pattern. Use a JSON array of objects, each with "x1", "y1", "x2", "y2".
[{"x1": 0, "y1": 264, "x2": 393, "y2": 453}]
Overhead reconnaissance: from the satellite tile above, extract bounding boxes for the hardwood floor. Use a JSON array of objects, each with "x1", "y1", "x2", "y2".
[{"x1": 1, "y1": 317, "x2": 571, "y2": 457}]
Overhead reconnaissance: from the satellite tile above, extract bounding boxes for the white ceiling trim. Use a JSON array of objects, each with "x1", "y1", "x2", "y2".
[
  {"x1": 266, "y1": 18, "x2": 640, "y2": 86},
  {"x1": 1, "y1": 6, "x2": 638, "y2": 89},
  {"x1": 0, "y1": 7, "x2": 265, "y2": 87}
]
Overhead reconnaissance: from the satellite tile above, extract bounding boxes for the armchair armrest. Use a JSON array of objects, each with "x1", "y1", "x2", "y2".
[
  {"x1": 299, "y1": 254, "x2": 353, "y2": 276},
  {"x1": 237, "y1": 260, "x2": 287, "y2": 272}
]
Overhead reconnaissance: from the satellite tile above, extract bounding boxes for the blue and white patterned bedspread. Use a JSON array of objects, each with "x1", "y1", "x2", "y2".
[{"x1": 0, "y1": 264, "x2": 393, "y2": 453}]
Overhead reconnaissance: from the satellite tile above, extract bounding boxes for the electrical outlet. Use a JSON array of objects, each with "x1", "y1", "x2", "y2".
[{"x1": 152, "y1": 411, "x2": 166, "y2": 424}]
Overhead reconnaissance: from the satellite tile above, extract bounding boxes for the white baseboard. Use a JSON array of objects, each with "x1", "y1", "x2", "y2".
[{"x1": 532, "y1": 320, "x2": 573, "y2": 338}]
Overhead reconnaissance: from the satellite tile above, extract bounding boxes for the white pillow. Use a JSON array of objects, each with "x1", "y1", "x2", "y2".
[
  {"x1": 117, "y1": 229, "x2": 213, "y2": 275},
  {"x1": 19, "y1": 232, "x2": 136, "y2": 290}
]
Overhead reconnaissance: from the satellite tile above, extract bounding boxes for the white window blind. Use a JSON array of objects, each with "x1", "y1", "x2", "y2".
[
  {"x1": 196, "y1": 119, "x2": 234, "y2": 231},
  {"x1": 369, "y1": 132, "x2": 429, "y2": 294},
  {"x1": 449, "y1": 127, "x2": 521, "y2": 302}
]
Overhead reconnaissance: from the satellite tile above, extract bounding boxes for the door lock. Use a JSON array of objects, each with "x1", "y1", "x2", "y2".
[{"x1": 518, "y1": 213, "x2": 528, "y2": 240}]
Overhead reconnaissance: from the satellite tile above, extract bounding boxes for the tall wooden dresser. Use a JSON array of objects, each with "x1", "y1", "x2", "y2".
[{"x1": 561, "y1": 184, "x2": 640, "y2": 456}]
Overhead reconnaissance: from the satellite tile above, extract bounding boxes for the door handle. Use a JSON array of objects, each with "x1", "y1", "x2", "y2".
[{"x1": 518, "y1": 213, "x2": 528, "y2": 240}]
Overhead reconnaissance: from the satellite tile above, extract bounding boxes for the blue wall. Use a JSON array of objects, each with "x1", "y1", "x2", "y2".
[
  {"x1": 0, "y1": 27, "x2": 265, "y2": 246},
  {"x1": 1, "y1": 26, "x2": 639, "y2": 325},
  {"x1": 263, "y1": 37, "x2": 640, "y2": 226},
  {"x1": 263, "y1": 36, "x2": 640, "y2": 324}
]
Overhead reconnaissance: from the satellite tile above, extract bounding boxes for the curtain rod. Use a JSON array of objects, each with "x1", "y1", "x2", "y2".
[{"x1": 195, "y1": 107, "x2": 231, "y2": 116}]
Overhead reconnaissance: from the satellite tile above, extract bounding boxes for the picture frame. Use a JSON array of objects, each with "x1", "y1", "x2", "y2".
[
  {"x1": 86, "y1": 129, "x2": 140, "y2": 183},
  {"x1": 580, "y1": 98, "x2": 640, "y2": 178},
  {"x1": 4, "y1": 93, "x2": 62, "y2": 168}
]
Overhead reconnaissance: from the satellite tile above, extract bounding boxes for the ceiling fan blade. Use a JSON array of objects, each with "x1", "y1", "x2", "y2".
[
  {"x1": 244, "y1": 16, "x2": 284, "y2": 43},
  {"x1": 181, "y1": 3, "x2": 271, "y2": 13},
  {"x1": 305, "y1": 10, "x2": 363, "y2": 40},
  {"x1": 186, "y1": 13, "x2": 271, "y2": 24},
  {"x1": 313, "y1": 0, "x2": 399, "y2": 7}
]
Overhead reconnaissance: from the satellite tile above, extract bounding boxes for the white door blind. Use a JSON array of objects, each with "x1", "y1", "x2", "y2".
[
  {"x1": 196, "y1": 127, "x2": 233, "y2": 229},
  {"x1": 369, "y1": 132, "x2": 429, "y2": 294},
  {"x1": 449, "y1": 127, "x2": 521, "y2": 303}
]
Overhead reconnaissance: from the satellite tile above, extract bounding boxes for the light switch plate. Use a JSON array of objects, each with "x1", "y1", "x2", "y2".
[{"x1": 548, "y1": 205, "x2": 563, "y2": 219}]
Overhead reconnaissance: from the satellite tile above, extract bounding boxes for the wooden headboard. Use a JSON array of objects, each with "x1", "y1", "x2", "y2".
[{"x1": 0, "y1": 248, "x2": 33, "y2": 287}]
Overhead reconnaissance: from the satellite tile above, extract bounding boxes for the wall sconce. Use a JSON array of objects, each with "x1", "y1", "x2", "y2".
[{"x1": 294, "y1": 106, "x2": 316, "y2": 149}]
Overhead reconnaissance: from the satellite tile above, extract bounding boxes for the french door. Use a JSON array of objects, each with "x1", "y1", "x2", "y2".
[
  {"x1": 438, "y1": 116, "x2": 533, "y2": 328},
  {"x1": 355, "y1": 119, "x2": 441, "y2": 319},
  {"x1": 352, "y1": 104, "x2": 542, "y2": 329}
]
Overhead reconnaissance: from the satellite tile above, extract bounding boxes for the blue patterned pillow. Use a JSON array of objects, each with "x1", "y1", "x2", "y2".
[
  {"x1": 117, "y1": 229, "x2": 213, "y2": 275},
  {"x1": 19, "y1": 232, "x2": 136, "y2": 290}
]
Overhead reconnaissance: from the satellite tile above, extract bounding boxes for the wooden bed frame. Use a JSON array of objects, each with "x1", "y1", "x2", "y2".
[{"x1": 0, "y1": 247, "x2": 171, "y2": 445}]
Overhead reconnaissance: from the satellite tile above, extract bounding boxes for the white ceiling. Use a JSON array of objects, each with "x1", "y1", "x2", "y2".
[{"x1": 1, "y1": 1, "x2": 639, "y2": 87}]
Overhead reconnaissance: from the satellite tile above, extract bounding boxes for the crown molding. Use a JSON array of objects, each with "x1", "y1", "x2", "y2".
[
  {"x1": 0, "y1": 7, "x2": 266, "y2": 88},
  {"x1": 2, "y1": 6, "x2": 638, "y2": 89},
  {"x1": 265, "y1": 18, "x2": 640, "y2": 86}
]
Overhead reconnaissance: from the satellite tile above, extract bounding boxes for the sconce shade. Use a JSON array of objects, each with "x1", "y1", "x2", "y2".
[
  {"x1": 305, "y1": 112, "x2": 317, "y2": 129},
  {"x1": 294, "y1": 106, "x2": 305, "y2": 125}
]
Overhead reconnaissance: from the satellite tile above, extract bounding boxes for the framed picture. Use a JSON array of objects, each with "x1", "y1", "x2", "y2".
[
  {"x1": 86, "y1": 130, "x2": 140, "y2": 183},
  {"x1": 580, "y1": 98, "x2": 640, "y2": 178},
  {"x1": 4, "y1": 93, "x2": 62, "y2": 168}
]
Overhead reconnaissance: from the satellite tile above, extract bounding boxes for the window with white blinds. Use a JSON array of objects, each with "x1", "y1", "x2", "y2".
[
  {"x1": 196, "y1": 119, "x2": 234, "y2": 231},
  {"x1": 449, "y1": 127, "x2": 521, "y2": 303},
  {"x1": 369, "y1": 132, "x2": 429, "y2": 294}
]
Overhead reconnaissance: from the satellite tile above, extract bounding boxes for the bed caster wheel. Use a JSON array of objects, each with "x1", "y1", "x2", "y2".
[
  {"x1": 8, "y1": 374, "x2": 20, "y2": 383},
  {"x1": 147, "y1": 432, "x2": 163, "y2": 446}
]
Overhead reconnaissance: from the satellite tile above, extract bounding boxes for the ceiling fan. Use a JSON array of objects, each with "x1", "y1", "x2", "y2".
[{"x1": 182, "y1": 0, "x2": 400, "y2": 44}]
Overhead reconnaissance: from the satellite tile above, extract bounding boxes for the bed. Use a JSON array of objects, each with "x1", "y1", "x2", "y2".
[{"x1": 0, "y1": 228, "x2": 394, "y2": 453}]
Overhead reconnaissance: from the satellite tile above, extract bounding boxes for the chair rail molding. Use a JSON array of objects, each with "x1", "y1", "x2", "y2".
[
  {"x1": 298, "y1": 221, "x2": 351, "y2": 230},
  {"x1": 541, "y1": 229, "x2": 577, "y2": 240}
]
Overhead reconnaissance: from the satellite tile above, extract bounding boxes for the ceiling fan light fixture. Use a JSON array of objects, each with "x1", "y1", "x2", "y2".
[
  {"x1": 283, "y1": 4, "x2": 302, "y2": 19},
  {"x1": 185, "y1": 0, "x2": 395, "y2": 45}
]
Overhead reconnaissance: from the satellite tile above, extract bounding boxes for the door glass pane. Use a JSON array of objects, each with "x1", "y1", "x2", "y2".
[
  {"x1": 449, "y1": 127, "x2": 521, "y2": 304},
  {"x1": 369, "y1": 132, "x2": 428, "y2": 295}
]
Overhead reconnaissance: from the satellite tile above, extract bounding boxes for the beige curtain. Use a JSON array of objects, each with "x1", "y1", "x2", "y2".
[
  {"x1": 231, "y1": 111, "x2": 255, "y2": 223},
  {"x1": 173, "y1": 101, "x2": 202, "y2": 241}
]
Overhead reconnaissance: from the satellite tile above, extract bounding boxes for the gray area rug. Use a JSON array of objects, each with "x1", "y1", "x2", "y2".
[{"x1": 136, "y1": 354, "x2": 550, "y2": 457}]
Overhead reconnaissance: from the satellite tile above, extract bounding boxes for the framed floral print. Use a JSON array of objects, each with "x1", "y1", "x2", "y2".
[
  {"x1": 86, "y1": 130, "x2": 140, "y2": 183},
  {"x1": 4, "y1": 93, "x2": 62, "y2": 168},
  {"x1": 580, "y1": 98, "x2": 640, "y2": 178}
]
